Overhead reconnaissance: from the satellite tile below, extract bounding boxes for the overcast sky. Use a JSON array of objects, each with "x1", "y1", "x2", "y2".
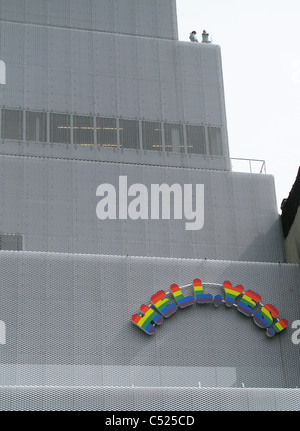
[{"x1": 176, "y1": 0, "x2": 300, "y2": 211}]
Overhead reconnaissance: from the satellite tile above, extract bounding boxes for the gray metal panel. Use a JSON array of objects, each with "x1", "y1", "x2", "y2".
[
  {"x1": 159, "y1": 40, "x2": 183, "y2": 123},
  {"x1": 113, "y1": 0, "x2": 136, "y2": 36},
  {"x1": 0, "y1": 252, "x2": 299, "y2": 391},
  {"x1": 0, "y1": 139, "x2": 230, "y2": 170},
  {"x1": 202, "y1": 46, "x2": 223, "y2": 125},
  {"x1": 0, "y1": 0, "x2": 25, "y2": 23},
  {"x1": 0, "y1": 22, "x2": 25, "y2": 107},
  {"x1": 0, "y1": 0, "x2": 297, "y2": 414},
  {"x1": 70, "y1": 0, "x2": 92, "y2": 30},
  {"x1": 0, "y1": 154, "x2": 283, "y2": 262},
  {"x1": 0, "y1": 21, "x2": 229, "y2": 151},
  {"x1": 70, "y1": 30, "x2": 94, "y2": 114},
  {"x1": 0, "y1": 387, "x2": 299, "y2": 411},
  {"x1": 0, "y1": 7, "x2": 230, "y2": 164},
  {"x1": 135, "y1": 0, "x2": 158, "y2": 38},
  {"x1": 93, "y1": 33, "x2": 117, "y2": 117},
  {"x1": 115, "y1": 36, "x2": 140, "y2": 119},
  {"x1": 47, "y1": 27, "x2": 71, "y2": 112},
  {"x1": 137, "y1": 37, "x2": 162, "y2": 120},
  {"x1": 179, "y1": 44, "x2": 206, "y2": 124},
  {"x1": 156, "y1": 0, "x2": 178, "y2": 40},
  {"x1": 0, "y1": 0, "x2": 178, "y2": 40},
  {"x1": 25, "y1": 0, "x2": 48, "y2": 25},
  {"x1": 47, "y1": 0, "x2": 71, "y2": 28}
]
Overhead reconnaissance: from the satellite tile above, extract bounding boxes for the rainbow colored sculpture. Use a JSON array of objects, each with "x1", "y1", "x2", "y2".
[{"x1": 131, "y1": 278, "x2": 289, "y2": 337}]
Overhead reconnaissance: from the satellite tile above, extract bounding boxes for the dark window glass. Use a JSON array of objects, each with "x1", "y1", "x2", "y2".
[
  {"x1": 186, "y1": 125, "x2": 206, "y2": 154},
  {"x1": 26, "y1": 111, "x2": 47, "y2": 142},
  {"x1": 0, "y1": 234, "x2": 23, "y2": 251},
  {"x1": 96, "y1": 117, "x2": 117, "y2": 148},
  {"x1": 142, "y1": 121, "x2": 162, "y2": 151},
  {"x1": 1, "y1": 109, "x2": 23, "y2": 140},
  {"x1": 208, "y1": 127, "x2": 223, "y2": 156},
  {"x1": 119, "y1": 119, "x2": 139, "y2": 150},
  {"x1": 164, "y1": 123, "x2": 184, "y2": 153},
  {"x1": 50, "y1": 113, "x2": 70, "y2": 144},
  {"x1": 73, "y1": 115, "x2": 94, "y2": 146}
]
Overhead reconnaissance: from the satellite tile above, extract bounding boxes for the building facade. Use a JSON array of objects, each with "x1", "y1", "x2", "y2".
[
  {"x1": 0, "y1": 0, "x2": 299, "y2": 411},
  {"x1": 281, "y1": 167, "x2": 300, "y2": 264}
]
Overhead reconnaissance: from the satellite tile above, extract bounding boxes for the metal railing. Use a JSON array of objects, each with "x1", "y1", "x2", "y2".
[{"x1": 231, "y1": 158, "x2": 266, "y2": 174}]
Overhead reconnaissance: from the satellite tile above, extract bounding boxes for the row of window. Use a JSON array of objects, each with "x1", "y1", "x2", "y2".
[{"x1": 0, "y1": 109, "x2": 223, "y2": 156}]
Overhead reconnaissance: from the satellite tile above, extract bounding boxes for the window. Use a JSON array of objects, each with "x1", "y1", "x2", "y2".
[
  {"x1": 96, "y1": 117, "x2": 117, "y2": 148},
  {"x1": 1, "y1": 109, "x2": 23, "y2": 140},
  {"x1": 119, "y1": 119, "x2": 139, "y2": 150},
  {"x1": 73, "y1": 115, "x2": 94, "y2": 146},
  {"x1": 26, "y1": 111, "x2": 47, "y2": 142},
  {"x1": 50, "y1": 113, "x2": 70, "y2": 144},
  {"x1": 164, "y1": 123, "x2": 184, "y2": 153},
  {"x1": 208, "y1": 127, "x2": 223, "y2": 156},
  {"x1": 186, "y1": 125, "x2": 206, "y2": 154},
  {"x1": 0, "y1": 234, "x2": 23, "y2": 251},
  {"x1": 1, "y1": 108, "x2": 220, "y2": 158},
  {"x1": 142, "y1": 121, "x2": 162, "y2": 151}
]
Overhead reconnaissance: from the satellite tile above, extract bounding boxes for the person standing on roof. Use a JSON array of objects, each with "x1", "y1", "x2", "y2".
[
  {"x1": 189, "y1": 31, "x2": 198, "y2": 42},
  {"x1": 201, "y1": 30, "x2": 210, "y2": 43}
]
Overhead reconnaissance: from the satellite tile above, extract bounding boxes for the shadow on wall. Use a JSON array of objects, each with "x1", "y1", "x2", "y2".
[
  {"x1": 281, "y1": 167, "x2": 300, "y2": 240},
  {"x1": 238, "y1": 219, "x2": 285, "y2": 263}
]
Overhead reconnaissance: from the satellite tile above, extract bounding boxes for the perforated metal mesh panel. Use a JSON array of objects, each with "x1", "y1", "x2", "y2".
[
  {"x1": 0, "y1": 252, "x2": 299, "y2": 392},
  {"x1": 1, "y1": 0, "x2": 299, "y2": 413},
  {"x1": 0, "y1": 155, "x2": 284, "y2": 262},
  {"x1": 0, "y1": 0, "x2": 178, "y2": 39},
  {"x1": 0, "y1": 18, "x2": 228, "y2": 158},
  {"x1": 0, "y1": 386, "x2": 299, "y2": 411},
  {"x1": 0, "y1": 250, "x2": 299, "y2": 410}
]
